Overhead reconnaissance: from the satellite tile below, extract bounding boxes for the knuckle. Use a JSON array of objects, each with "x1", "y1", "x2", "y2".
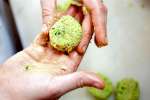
[
  {"x1": 77, "y1": 78, "x2": 85, "y2": 88},
  {"x1": 76, "y1": 71, "x2": 91, "y2": 88},
  {"x1": 42, "y1": 8, "x2": 51, "y2": 17},
  {"x1": 76, "y1": 72, "x2": 85, "y2": 87},
  {"x1": 100, "y1": 4, "x2": 108, "y2": 14},
  {"x1": 103, "y1": 5, "x2": 108, "y2": 13}
]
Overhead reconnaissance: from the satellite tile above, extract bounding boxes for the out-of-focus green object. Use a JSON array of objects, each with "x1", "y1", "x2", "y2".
[
  {"x1": 56, "y1": 0, "x2": 82, "y2": 12},
  {"x1": 87, "y1": 73, "x2": 113, "y2": 100},
  {"x1": 56, "y1": 0, "x2": 73, "y2": 12},
  {"x1": 49, "y1": 15, "x2": 82, "y2": 53},
  {"x1": 115, "y1": 78, "x2": 140, "y2": 100}
]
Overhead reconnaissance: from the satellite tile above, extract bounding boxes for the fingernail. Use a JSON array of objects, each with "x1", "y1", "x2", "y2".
[
  {"x1": 98, "y1": 38, "x2": 108, "y2": 48},
  {"x1": 104, "y1": 38, "x2": 108, "y2": 45},
  {"x1": 94, "y1": 81, "x2": 105, "y2": 89},
  {"x1": 94, "y1": 83, "x2": 103, "y2": 89}
]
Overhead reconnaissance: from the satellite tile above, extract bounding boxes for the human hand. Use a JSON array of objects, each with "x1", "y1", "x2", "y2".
[
  {"x1": 80, "y1": 0, "x2": 108, "y2": 48},
  {"x1": 0, "y1": 0, "x2": 105, "y2": 100},
  {"x1": 41, "y1": 0, "x2": 108, "y2": 54}
]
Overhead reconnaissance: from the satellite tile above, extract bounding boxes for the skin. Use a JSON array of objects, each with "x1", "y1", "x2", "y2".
[
  {"x1": 0, "y1": 0, "x2": 107, "y2": 100},
  {"x1": 42, "y1": 0, "x2": 108, "y2": 53}
]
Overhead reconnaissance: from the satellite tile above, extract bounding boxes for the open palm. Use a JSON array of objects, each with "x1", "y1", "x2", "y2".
[{"x1": 1, "y1": 32, "x2": 103, "y2": 100}]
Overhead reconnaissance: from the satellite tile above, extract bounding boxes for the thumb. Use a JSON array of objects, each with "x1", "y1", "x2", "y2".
[{"x1": 49, "y1": 71, "x2": 104, "y2": 98}]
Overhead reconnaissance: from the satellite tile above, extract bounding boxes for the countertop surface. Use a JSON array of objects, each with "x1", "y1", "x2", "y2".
[
  {"x1": 10, "y1": 0, "x2": 150, "y2": 99},
  {"x1": 0, "y1": 16, "x2": 14, "y2": 63},
  {"x1": 0, "y1": 1, "x2": 16, "y2": 63}
]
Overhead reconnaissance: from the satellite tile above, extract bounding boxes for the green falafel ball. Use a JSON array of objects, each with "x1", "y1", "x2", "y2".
[
  {"x1": 49, "y1": 15, "x2": 82, "y2": 53},
  {"x1": 116, "y1": 78, "x2": 140, "y2": 100},
  {"x1": 87, "y1": 73, "x2": 113, "y2": 100}
]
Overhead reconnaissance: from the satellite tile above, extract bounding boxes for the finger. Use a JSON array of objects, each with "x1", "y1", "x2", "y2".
[
  {"x1": 69, "y1": 51, "x2": 82, "y2": 71},
  {"x1": 77, "y1": 13, "x2": 93, "y2": 54},
  {"x1": 34, "y1": 24, "x2": 49, "y2": 46},
  {"x1": 82, "y1": 0, "x2": 108, "y2": 47},
  {"x1": 67, "y1": 6, "x2": 83, "y2": 23},
  {"x1": 94, "y1": 3, "x2": 108, "y2": 47},
  {"x1": 48, "y1": 71, "x2": 104, "y2": 98},
  {"x1": 75, "y1": 10, "x2": 84, "y2": 23},
  {"x1": 40, "y1": 0, "x2": 56, "y2": 24}
]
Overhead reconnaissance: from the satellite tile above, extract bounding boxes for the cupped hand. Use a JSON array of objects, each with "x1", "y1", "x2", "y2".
[
  {"x1": 0, "y1": 0, "x2": 107, "y2": 100},
  {"x1": 41, "y1": 0, "x2": 108, "y2": 53}
]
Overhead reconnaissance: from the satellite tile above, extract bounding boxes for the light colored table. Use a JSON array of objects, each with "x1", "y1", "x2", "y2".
[
  {"x1": 0, "y1": 16, "x2": 15, "y2": 63},
  {"x1": 10, "y1": 0, "x2": 150, "y2": 99},
  {"x1": 0, "y1": 1, "x2": 16, "y2": 63}
]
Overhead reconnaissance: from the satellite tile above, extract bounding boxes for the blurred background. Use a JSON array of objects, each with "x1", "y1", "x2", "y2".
[{"x1": 0, "y1": 0, "x2": 150, "y2": 99}]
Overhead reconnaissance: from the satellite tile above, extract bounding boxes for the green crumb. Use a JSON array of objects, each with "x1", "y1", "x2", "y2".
[
  {"x1": 49, "y1": 15, "x2": 82, "y2": 53},
  {"x1": 115, "y1": 78, "x2": 140, "y2": 100},
  {"x1": 87, "y1": 73, "x2": 113, "y2": 100},
  {"x1": 24, "y1": 64, "x2": 33, "y2": 71}
]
